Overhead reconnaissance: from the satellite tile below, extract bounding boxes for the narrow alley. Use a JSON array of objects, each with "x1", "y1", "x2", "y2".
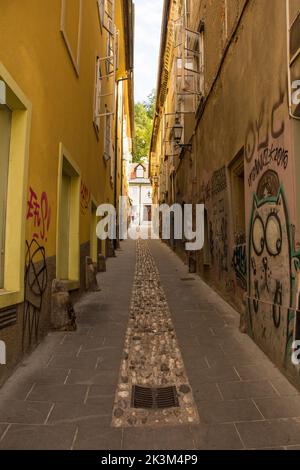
[{"x1": 0, "y1": 239, "x2": 300, "y2": 451}]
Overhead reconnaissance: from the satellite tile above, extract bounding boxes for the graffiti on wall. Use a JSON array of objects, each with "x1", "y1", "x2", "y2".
[
  {"x1": 248, "y1": 170, "x2": 300, "y2": 364},
  {"x1": 232, "y1": 241, "x2": 247, "y2": 291},
  {"x1": 200, "y1": 180, "x2": 211, "y2": 204},
  {"x1": 201, "y1": 167, "x2": 227, "y2": 204},
  {"x1": 212, "y1": 166, "x2": 227, "y2": 196},
  {"x1": 207, "y1": 167, "x2": 229, "y2": 279},
  {"x1": 23, "y1": 239, "x2": 48, "y2": 350},
  {"x1": 27, "y1": 187, "x2": 51, "y2": 242},
  {"x1": 80, "y1": 181, "x2": 91, "y2": 215},
  {"x1": 243, "y1": 85, "x2": 300, "y2": 365},
  {"x1": 245, "y1": 88, "x2": 289, "y2": 190},
  {"x1": 247, "y1": 144, "x2": 289, "y2": 188},
  {"x1": 245, "y1": 89, "x2": 286, "y2": 164}
]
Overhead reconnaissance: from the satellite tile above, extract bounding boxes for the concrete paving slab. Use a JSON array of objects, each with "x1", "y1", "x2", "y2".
[
  {"x1": 27, "y1": 384, "x2": 88, "y2": 404},
  {"x1": 73, "y1": 421, "x2": 123, "y2": 450},
  {"x1": 191, "y1": 423, "x2": 244, "y2": 450},
  {"x1": 0, "y1": 423, "x2": 77, "y2": 450},
  {"x1": 0, "y1": 400, "x2": 52, "y2": 424}
]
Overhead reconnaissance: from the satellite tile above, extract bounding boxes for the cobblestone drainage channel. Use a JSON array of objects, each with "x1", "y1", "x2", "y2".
[{"x1": 111, "y1": 239, "x2": 199, "y2": 428}]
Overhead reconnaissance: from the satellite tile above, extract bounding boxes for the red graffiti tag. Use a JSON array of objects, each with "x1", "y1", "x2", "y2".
[
  {"x1": 27, "y1": 187, "x2": 51, "y2": 242},
  {"x1": 80, "y1": 181, "x2": 91, "y2": 215}
]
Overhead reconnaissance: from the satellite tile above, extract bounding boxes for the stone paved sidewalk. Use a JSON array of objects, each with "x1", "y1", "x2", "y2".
[{"x1": 0, "y1": 239, "x2": 300, "y2": 449}]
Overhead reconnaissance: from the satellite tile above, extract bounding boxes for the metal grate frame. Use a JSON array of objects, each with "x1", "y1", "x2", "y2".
[{"x1": 132, "y1": 385, "x2": 179, "y2": 410}]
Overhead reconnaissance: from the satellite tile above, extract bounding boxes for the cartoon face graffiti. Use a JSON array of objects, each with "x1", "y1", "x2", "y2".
[{"x1": 248, "y1": 171, "x2": 294, "y2": 365}]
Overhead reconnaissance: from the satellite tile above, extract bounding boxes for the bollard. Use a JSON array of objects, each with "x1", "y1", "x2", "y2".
[{"x1": 85, "y1": 257, "x2": 101, "y2": 292}]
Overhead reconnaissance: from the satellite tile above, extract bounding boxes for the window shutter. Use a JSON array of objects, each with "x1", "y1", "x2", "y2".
[{"x1": 97, "y1": 0, "x2": 105, "y2": 28}]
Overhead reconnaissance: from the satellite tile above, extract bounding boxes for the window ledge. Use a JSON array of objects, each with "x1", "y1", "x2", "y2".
[{"x1": 0, "y1": 290, "x2": 24, "y2": 309}]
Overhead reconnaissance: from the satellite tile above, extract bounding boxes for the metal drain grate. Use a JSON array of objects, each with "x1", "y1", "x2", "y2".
[
  {"x1": 132, "y1": 385, "x2": 179, "y2": 409},
  {"x1": 180, "y1": 278, "x2": 195, "y2": 282}
]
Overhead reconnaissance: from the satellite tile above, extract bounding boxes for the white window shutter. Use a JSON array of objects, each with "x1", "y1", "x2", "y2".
[{"x1": 97, "y1": 0, "x2": 105, "y2": 28}]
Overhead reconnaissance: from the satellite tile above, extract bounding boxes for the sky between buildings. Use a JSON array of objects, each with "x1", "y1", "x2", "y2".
[{"x1": 134, "y1": 0, "x2": 163, "y2": 103}]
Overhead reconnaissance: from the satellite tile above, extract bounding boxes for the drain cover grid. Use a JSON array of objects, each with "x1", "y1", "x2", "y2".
[{"x1": 132, "y1": 385, "x2": 179, "y2": 409}]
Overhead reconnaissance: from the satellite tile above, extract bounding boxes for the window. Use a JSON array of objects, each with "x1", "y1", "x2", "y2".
[
  {"x1": 98, "y1": 0, "x2": 115, "y2": 36},
  {"x1": 0, "y1": 67, "x2": 32, "y2": 310},
  {"x1": 106, "y1": 33, "x2": 115, "y2": 75},
  {"x1": 136, "y1": 166, "x2": 144, "y2": 178},
  {"x1": 230, "y1": 148, "x2": 245, "y2": 240},
  {"x1": 105, "y1": 29, "x2": 119, "y2": 76},
  {"x1": 103, "y1": 0, "x2": 115, "y2": 33},
  {"x1": 93, "y1": 57, "x2": 101, "y2": 133},
  {"x1": 57, "y1": 145, "x2": 80, "y2": 287},
  {"x1": 175, "y1": 20, "x2": 205, "y2": 115},
  {"x1": 97, "y1": 0, "x2": 105, "y2": 29}
]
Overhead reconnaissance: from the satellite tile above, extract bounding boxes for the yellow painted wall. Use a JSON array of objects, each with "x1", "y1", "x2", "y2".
[
  {"x1": 0, "y1": 0, "x2": 133, "y2": 303},
  {"x1": 0, "y1": 1, "x2": 99, "y2": 258},
  {"x1": 0, "y1": 0, "x2": 133, "y2": 260},
  {"x1": 0, "y1": 0, "x2": 134, "y2": 386}
]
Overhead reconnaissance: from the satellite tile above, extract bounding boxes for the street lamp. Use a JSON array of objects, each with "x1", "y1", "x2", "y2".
[
  {"x1": 173, "y1": 116, "x2": 183, "y2": 144},
  {"x1": 172, "y1": 114, "x2": 192, "y2": 153}
]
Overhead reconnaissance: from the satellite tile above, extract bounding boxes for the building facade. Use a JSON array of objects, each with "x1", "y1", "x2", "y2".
[
  {"x1": 0, "y1": 0, "x2": 134, "y2": 386},
  {"x1": 150, "y1": 0, "x2": 300, "y2": 386},
  {"x1": 128, "y1": 162, "x2": 152, "y2": 225}
]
